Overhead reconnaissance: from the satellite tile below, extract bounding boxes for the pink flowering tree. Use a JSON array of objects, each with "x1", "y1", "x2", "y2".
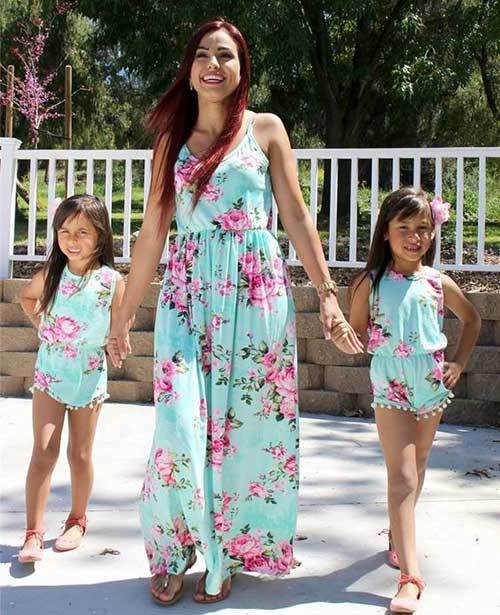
[{"x1": 0, "y1": 3, "x2": 77, "y2": 146}]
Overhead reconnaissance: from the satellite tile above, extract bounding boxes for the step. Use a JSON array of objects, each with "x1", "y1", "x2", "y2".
[
  {"x1": 0, "y1": 352, "x2": 37, "y2": 377},
  {"x1": 298, "y1": 363, "x2": 324, "y2": 389},
  {"x1": 0, "y1": 326, "x2": 39, "y2": 352},
  {"x1": 108, "y1": 380, "x2": 153, "y2": 402},
  {"x1": 299, "y1": 389, "x2": 356, "y2": 414},
  {"x1": 0, "y1": 303, "x2": 32, "y2": 326},
  {"x1": 0, "y1": 375, "x2": 25, "y2": 396}
]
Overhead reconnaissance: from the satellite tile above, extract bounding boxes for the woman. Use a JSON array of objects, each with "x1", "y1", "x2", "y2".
[{"x1": 108, "y1": 18, "x2": 363, "y2": 606}]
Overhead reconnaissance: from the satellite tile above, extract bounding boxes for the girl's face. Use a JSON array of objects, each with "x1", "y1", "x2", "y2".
[
  {"x1": 385, "y1": 209, "x2": 435, "y2": 265},
  {"x1": 190, "y1": 29, "x2": 241, "y2": 103},
  {"x1": 57, "y1": 213, "x2": 99, "y2": 268}
]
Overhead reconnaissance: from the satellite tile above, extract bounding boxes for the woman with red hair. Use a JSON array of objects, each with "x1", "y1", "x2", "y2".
[{"x1": 108, "y1": 18, "x2": 362, "y2": 606}]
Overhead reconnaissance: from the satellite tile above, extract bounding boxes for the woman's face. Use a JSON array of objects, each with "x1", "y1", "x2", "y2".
[{"x1": 190, "y1": 29, "x2": 241, "y2": 103}]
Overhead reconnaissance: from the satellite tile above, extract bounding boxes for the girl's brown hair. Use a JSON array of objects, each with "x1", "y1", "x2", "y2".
[{"x1": 39, "y1": 194, "x2": 114, "y2": 314}]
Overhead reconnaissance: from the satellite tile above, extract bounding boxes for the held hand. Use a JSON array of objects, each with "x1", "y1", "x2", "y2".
[
  {"x1": 443, "y1": 361, "x2": 462, "y2": 389},
  {"x1": 319, "y1": 294, "x2": 364, "y2": 354},
  {"x1": 107, "y1": 316, "x2": 133, "y2": 368}
]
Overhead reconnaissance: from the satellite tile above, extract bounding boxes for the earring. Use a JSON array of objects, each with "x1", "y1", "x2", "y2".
[{"x1": 189, "y1": 81, "x2": 193, "y2": 91}]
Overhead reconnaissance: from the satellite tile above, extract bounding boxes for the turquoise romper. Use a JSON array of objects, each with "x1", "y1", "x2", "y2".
[
  {"x1": 31, "y1": 265, "x2": 116, "y2": 410},
  {"x1": 368, "y1": 266, "x2": 454, "y2": 419}
]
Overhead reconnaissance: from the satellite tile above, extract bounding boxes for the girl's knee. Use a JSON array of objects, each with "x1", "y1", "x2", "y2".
[
  {"x1": 31, "y1": 444, "x2": 60, "y2": 470},
  {"x1": 388, "y1": 466, "x2": 419, "y2": 498},
  {"x1": 67, "y1": 446, "x2": 93, "y2": 468}
]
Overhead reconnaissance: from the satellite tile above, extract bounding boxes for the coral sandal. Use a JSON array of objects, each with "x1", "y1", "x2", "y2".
[
  {"x1": 54, "y1": 514, "x2": 88, "y2": 551},
  {"x1": 390, "y1": 574, "x2": 426, "y2": 613},
  {"x1": 18, "y1": 529, "x2": 45, "y2": 563}
]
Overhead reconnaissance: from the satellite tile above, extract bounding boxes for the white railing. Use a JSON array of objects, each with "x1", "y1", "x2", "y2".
[{"x1": 0, "y1": 138, "x2": 499, "y2": 278}]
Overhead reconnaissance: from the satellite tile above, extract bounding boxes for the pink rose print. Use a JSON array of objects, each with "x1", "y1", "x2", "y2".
[
  {"x1": 388, "y1": 269, "x2": 405, "y2": 281},
  {"x1": 87, "y1": 356, "x2": 102, "y2": 371},
  {"x1": 215, "y1": 207, "x2": 253, "y2": 232},
  {"x1": 214, "y1": 512, "x2": 231, "y2": 532},
  {"x1": 367, "y1": 324, "x2": 390, "y2": 353},
  {"x1": 202, "y1": 183, "x2": 222, "y2": 202},
  {"x1": 387, "y1": 379, "x2": 410, "y2": 404},
  {"x1": 283, "y1": 454, "x2": 297, "y2": 476},
  {"x1": 174, "y1": 158, "x2": 198, "y2": 192},
  {"x1": 60, "y1": 279, "x2": 79, "y2": 297},
  {"x1": 269, "y1": 444, "x2": 286, "y2": 459},
  {"x1": 226, "y1": 534, "x2": 264, "y2": 558},
  {"x1": 239, "y1": 252, "x2": 261, "y2": 277},
  {"x1": 33, "y1": 369, "x2": 56, "y2": 390},
  {"x1": 248, "y1": 482, "x2": 268, "y2": 498},
  {"x1": 62, "y1": 344, "x2": 78, "y2": 358},
  {"x1": 393, "y1": 342, "x2": 414, "y2": 358},
  {"x1": 154, "y1": 449, "x2": 177, "y2": 487}
]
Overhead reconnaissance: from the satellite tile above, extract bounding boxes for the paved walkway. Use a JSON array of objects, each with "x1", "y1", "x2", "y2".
[{"x1": 1, "y1": 398, "x2": 499, "y2": 614}]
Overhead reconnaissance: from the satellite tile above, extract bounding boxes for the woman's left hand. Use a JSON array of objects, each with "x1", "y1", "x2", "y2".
[{"x1": 319, "y1": 294, "x2": 364, "y2": 354}]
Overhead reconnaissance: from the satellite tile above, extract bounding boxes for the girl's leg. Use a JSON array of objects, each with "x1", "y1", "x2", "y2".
[
  {"x1": 415, "y1": 412, "x2": 442, "y2": 502},
  {"x1": 25, "y1": 390, "x2": 66, "y2": 536},
  {"x1": 375, "y1": 407, "x2": 440, "y2": 599},
  {"x1": 66, "y1": 402, "x2": 102, "y2": 522}
]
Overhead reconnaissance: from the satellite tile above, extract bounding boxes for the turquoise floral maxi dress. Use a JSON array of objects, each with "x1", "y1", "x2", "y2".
[{"x1": 139, "y1": 118, "x2": 299, "y2": 594}]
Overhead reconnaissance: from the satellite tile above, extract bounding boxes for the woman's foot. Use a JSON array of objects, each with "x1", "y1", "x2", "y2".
[
  {"x1": 18, "y1": 530, "x2": 44, "y2": 563},
  {"x1": 150, "y1": 551, "x2": 197, "y2": 606},
  {"x1": 390, "y1": 574, "x2": 425, "y2": 613},
  {"x1": 54, "y1": 514, "x2": 87, "y2": 552},
  {"x1": 193, "y1": 571, "x2": 233, "y2": 603}
]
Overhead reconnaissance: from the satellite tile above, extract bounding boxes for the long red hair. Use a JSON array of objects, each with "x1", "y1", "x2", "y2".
[{"x1": 147, "y1": 19, "x2": 251, "y2": 214}]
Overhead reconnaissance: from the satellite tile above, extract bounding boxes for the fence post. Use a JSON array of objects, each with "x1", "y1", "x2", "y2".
[{"x1": 0, "y1": 137, "x2": 22, "y2": 279}]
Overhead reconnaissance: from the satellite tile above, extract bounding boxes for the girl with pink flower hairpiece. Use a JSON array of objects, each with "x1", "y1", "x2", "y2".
[
  {"x1": 349, "y1": 187, "x2": 481, "y2": 613},
  {"x1": 18, "y1": 195, "x2": 127, "y2": 564}
]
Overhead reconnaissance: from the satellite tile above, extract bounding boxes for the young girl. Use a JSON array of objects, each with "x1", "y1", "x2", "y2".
[
  {"x1": 349, "y1": 187, "x2": 481, "y2": 613},
  {"x1": 18, "y1": 194, "x2": 125, "y2": 563}
]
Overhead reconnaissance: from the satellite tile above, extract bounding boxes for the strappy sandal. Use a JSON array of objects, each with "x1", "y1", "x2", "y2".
[
  {"x1": 54, "y1": 514, "x2": 88, "y2": 552},
  {"x1": 151, "y1": 550, "x2": 197, "y2": 607},
  {"x1": 389, "y1": 573, "x2": 426, "y2": 613},
  {"x1": 193, "y1": 570, "x2": 234, "y2": 604},
  {"x1": 18, "y1": 529, "x2": 45, "y2": 563}
]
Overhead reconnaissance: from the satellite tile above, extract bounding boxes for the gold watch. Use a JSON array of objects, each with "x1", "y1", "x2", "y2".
[{"x1": 315, "y1": 280, "x2": 338, "y2": 296}]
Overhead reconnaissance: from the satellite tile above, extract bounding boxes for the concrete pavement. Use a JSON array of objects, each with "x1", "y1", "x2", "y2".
[{"x1": 1, "y1": 398, "x2": 499, "y2": 614}]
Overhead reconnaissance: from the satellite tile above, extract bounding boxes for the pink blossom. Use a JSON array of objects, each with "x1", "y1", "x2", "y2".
[
  {"x1": 280, "y1": 398, "x2": 297, "y2": 419},
  {"x1": 387, "y1": 380, "x2": 410, "y2": 404},
  {"x1": 216, "y1": 208, "x2": 252, "y2": 232},
  {"x1": 202, "y1": 183, "x2": 222, "y2": 202},
  {"x1": 154, "y1": 377, "x2": 173, "y2": 394},
  {"x1": 432, "y1": 364, "x2": 444, "y2": 381},
  {"x1": 216, "y1": 279, "x2": 234, "y2": 296},
  {"x1": 154, "y1": 449, "x2": 176, "y2": 486},
  {"x1": 60, "y1": 280, "x2": 79, "y2": 296},
  {"x1": 175, "y1": 158, "x2": 198, "y2": 192},
  {"x1": 243, "y1": 555, "x2": 275, "y2": 573},
  {"x1": 393, "y1": 342, "x2": 414, "y2": 358},
  {"x1": 240, "y1": 152, "x2": 261, "y2": 168},
  {"x1": 283, "y1": 454, "x2": 297, "y2": 476},
  {"x1": 213, "y1": 512, "x2": 231, "y2": 532},
  {"x1": 226, "y1": 533, "x2": 263, "y2": 558},
  {"x1": 248, "y1": 482, "x2": 267, "y2": 498},
  {"x1": 275, "y1": 366, "x2": 296, "y2": 398},
  {"x1": 62, "y1": 344, "x2": 78, "y2": 358},
  {"x1": 388, "y1": 269, "x2": 405, "y2": 281},
  {"x1": 430, "y1": 196, "x2": 451, "y2": 225},
  {"x1": 87, "y1": 356, "x2": 102, "y2": 371},
  {"x1": 367, "y1": 325, "x2": 390, "y2": 353},
  {"x1": 221, "y1": 491, "x2": 232, "y2": 513},
  {"x1": 239, "y1": 252, "x2": 260, "y2": 276},
  {"x1": 193, "y1": 488, "x2": 204, "y2": 507},
  {"x1": 100, "y1": 268, "x2": 114, "y2": 285},
  {"x1": 269, "y1": 445, "x2": 286, "y2": 459},
  {"x1": 190, "y1": 278, "x2": 202, "y2": 293},
  {"x1": 34, "y1": 369, "x2": 53, "y2": 390},
  {"x1": 161, "y1": 360, "x2": 177, "y2": 378},
  {"x1": 262, "y1": 351, "x2": 279, "y2": 369},
  {"x1": 199, "y1": 398, "x2": 207, "y2": 419}
]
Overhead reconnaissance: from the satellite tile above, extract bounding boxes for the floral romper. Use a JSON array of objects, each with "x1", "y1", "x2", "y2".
[
  {"x1": 368, "y1": 266, "x2": 454, "y2": 419},
  {"x1": 139, "y1": 116, "x2": 299, "y2": 595},
  {"x1": 31, "y1": 265, "x2": 116, "y2": 410}
]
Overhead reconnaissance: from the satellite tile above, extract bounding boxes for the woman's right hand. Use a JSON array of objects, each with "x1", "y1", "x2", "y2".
[{"x1": 107, "y1": 314, "x2": 133, "y2": 368}]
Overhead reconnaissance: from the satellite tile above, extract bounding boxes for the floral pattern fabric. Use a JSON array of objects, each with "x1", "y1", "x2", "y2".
[
  {"x1": 368, "y1": 266, "x2": 453, "y2": 416},
  {"x1": 32, "y1": 265, "x2": 115, "y2": 409},
  {"x1": 139, "y1": 117, "x2": 299, "y2": 595}
]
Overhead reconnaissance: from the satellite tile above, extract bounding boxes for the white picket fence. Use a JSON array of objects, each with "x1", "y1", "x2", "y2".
[{"x1": 0, "y1": 137, "x2": 499, "y2": 277}]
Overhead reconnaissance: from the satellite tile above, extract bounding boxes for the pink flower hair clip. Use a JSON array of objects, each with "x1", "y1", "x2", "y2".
[{"x1": 429, "y1": 195, "x2": 451, "y2": 225}]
